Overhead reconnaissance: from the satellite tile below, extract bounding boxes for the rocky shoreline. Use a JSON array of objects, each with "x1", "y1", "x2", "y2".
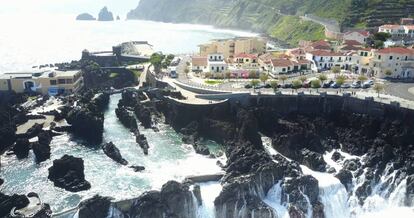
[{"x1": 1, "y1": 82, "x2": 414, "y2": 217}]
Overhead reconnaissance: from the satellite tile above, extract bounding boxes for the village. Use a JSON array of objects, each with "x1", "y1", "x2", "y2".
[{"x1": 172, "y1": 17, "x2": 414, "y2": 99}]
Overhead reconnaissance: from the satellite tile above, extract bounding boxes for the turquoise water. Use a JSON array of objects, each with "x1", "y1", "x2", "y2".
[{"x1": 0, "y1": 94, "x2": 225, "y2": 212}]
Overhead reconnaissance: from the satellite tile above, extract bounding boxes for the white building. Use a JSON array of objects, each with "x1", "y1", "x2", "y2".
[
  {"x1": 370, "y1": 47, "x2": 414, "y2": 78},
  {"x1": 306, "y1": 50, "x2": 351, "y2": 72},
  {"x1": 379, "y1": 25, "x2": 410, "y2": 37},
  {"x1": 207, "y1": 53, "x2": 228, "y2": 73},
  {"x1": 191, "y1": 56, "x2": 208, "y2": 72},
  {"x1": 342, "y1": 30, "x2": 370, "y2": 44},
  {"x1": 269, "y1": 58, "x2": 311, "y2": 76}
]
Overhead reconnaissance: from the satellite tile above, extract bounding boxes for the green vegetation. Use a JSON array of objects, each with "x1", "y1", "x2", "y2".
[
  {"x1": 128, "y1": 0, "x2": 414, "y2": 46},
  {"x1": 131, "y1": 69, "x2": 142, "y2": 80},
  {"x1": 205, "y1": 80, "x2": 224, "y2": 85},
  {"x1": 373, "y1": 83, "x2": 385, "y2": 97},
  {"x1": 269, "y1": 16, "x2": 325, "y2": 46},
  {"x1": 311, "y1": 79, "x2": 321, "y2": 89},
  {"x1": 250, "y1": 79, "x2": 260, "y2": 88},
  {"x1": 292, "y1": 80, "x2": 302, "y2": 90}
]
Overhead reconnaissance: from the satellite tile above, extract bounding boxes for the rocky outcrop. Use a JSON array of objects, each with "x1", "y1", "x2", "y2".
[
  {"x1": 135, "y1": 132, "x2": 149, "y2": 155},
  {"x1": 335, "y1": 169, "x2": 353, "y2": 191},
  {"x1": 130, "y1": 165, "x2": 145, "y2": 172},
  {"x1": 12, "y1": 138, "x2": 30, "y2": 159},
  {"x1": 98, "y1": 7, "x2": 114, "y2": 21},
  {"x1": 115, "y1": 181, "x2": 196, "y2": 218},
  {"x1": 76, "y1": 13, "x2": 96, "y2": 21},
  {"x1": 66, "y1": 107, "x2": 104, "y2": 144},
  {"x1": 48, "y1": 155, "x2": 91, "y2": 192},
  {"x1": 0, "y1": 193, "x2": 29, "y2": 217},
  {"x1": 281, "y1": 175, "x2": 320, "y2": 215},
  {"x1": 66, "y1": 92, "x2": 108, "y2": 145},
  {"x1": 78, "y1": 195, "x2": 111, "y2": 218},
  {"x1": 102, "y1": 142, "x2": 128, "y2": 165},
  {"x1": 115, "y1": 107, "x2": 138, "y2": 132},
  {"x1": 32, "y1": 131, "x2": 52, "y2": 163}
]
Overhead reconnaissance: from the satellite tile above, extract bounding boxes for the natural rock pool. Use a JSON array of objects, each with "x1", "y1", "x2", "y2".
[{"x1": 0, "y1": 94, "x2": 225, "y2": 213}]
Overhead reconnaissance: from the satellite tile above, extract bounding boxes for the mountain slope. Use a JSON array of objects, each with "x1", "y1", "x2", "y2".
[{"x1": 127, "y1": 0, "x2": 414, "y2": 45}]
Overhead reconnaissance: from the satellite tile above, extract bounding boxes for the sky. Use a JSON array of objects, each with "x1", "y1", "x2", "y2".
[{"x1": 0, "y1": 0, "x2": 140, "y2": 17}]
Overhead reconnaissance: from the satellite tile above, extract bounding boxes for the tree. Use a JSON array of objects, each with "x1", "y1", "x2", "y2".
[
  {"x1": 225, "y1": 71, "x2": 232, "y2": 81},
  {"x1": 250, "y1": 79, "x2": 260, "y2": 89},
  {"x1": 292, "y1": 80, "x2": 302, "y2": 91},
  {"x1": 204, "y1": 72, "x2": 212, "y2": 79},
  {"x1": 311, "y1": 79, "x2": 321, "y2": 91},
  {"x1": 249, "y1": 70, "x2": 258, "y2": 79},
  {"x1": 384, "y1": 69, "x2": 392, "y2": 78},
  {"x1": 332, "y1": 66, "x2": 341, "y2": 78},
  {"x1": 280, "y1": 75, "x2": 288, "y2": 84},
  {"x1": 184, "y1": 68, "x2": 190, "y2": 78},
  {"x1": 260, "y1": 73, "x2": 269, "y2": 85},
  {"x1": 373, "y1": 83, "x2": 385, "y2": 97},
  {"x1": 150, "y1": 53, "x2": 164, "y2": 73},
  {"x1": 358, "y1": 75, "x2": 368, "y2": 83},
  {"x1": 299, "y1": 76, "x2": 307, "y2": 84},
  {"x1": 336, "y1": 75, "x2": 346, "y2": 92},
  {"x1": 318, "y1": 74, "x2": 327, "y2": 84},
  {"x1": 270, "y1": 80, "x2": 279, "y2": 92}
]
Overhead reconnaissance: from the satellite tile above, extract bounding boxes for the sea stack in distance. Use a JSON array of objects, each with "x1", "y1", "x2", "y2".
[
  {"x1": 76, "y1": 13, "x2": 96, "y2": 21},
  {"x1": 98, "y1": 6, "x2": 114, "y2": 21}
]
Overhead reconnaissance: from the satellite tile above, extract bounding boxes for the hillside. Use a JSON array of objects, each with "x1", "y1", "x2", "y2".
[{"x1": 127, "y1": 0, "x2": 414, "y2": 45}]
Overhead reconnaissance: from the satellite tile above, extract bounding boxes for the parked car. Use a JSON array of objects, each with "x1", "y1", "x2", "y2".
[
  {"x1": 323, "y1": 81, "x2": 334, "y2": 88},
  {"x1": 364, "y1": 80, "x2": 374, "y2": 86},
  {"x1": 351, "y1": 81, "x2": 361, "y2": 88},
  {"x1": 244, "y1": 84, "x2": 252, "y2": 89},
  {"x1": 341, "y1": 83, "x2": 351, "y2": 89},
  {"x1": 254, "y1": 84, "x2": 265, "y2": 89},
  {"x1": 362, "y1": 83, "x2": 371, "y2": 89},
  {"x1": 330, "y1": 82, "x2": 341, "y2": 89},
  {"x1": 282, "y1": 83, "x2": 292, "y2": 88},
  {"x1": 264, "y1": 84, "x2": 272, "y2": 89}
]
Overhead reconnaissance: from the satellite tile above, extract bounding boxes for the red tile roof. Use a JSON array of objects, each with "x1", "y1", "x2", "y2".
[
  {"x1": 235, "y1": 53, "x2": 258, "y2": 59},
  {"x1": 404, "y1": 25, "x2": 414, "y2": 30},
  {"x1": 271, "y1": 58, "x2": 294, "y2": 67},
  {"x1": 341, "y1": 45, "x2": 361, "y2": 51},
  {"x1": 344, "y1": 30, "x2": 370, "y2": 37},
  {"x1": 308, "y1": 50, "x2": 345, "y2": 56},
  {"x1": 376, "y1": 47, "x2": 414, "y2": 55},
  {"x1": 380, "y1": 24, "x2": 402, "y2": 30},
  {"x1": 192, "y1": 56, "x2": 207, "y2": 66},
  {"x1": 344, "y1": 40, "x2": 363, "y2": 46}
]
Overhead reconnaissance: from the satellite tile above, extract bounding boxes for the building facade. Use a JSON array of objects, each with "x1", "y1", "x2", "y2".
[
  {"x1": 0, "y1": 70, "x2": 83, "y2": 95},
  {"x1": 370, "y1": 47, "x2": 414, "y2": 78},
  {"x1": 199, "y1": 37, "x2": 267, "y2": 58},
  {"x1": 207, "y1": 54, "x2": 228, "y2": 73}
]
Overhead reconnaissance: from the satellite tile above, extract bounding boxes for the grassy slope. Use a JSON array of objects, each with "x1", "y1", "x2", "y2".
[{"x1": 269, "y1": 16, "x2": 325, "y2": 46}]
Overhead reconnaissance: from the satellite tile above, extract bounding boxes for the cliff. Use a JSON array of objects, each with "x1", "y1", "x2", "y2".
[{"x1": 127, "y1": 0, "x2": 414, "y2": 45}]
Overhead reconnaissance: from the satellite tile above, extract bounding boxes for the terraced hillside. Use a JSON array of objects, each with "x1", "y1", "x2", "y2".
[{"x1": 127, "y1": 0, "x2": 414, "y2": 45}]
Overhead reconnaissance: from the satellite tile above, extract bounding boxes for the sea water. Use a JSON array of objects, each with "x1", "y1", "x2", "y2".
[
  {"x1": 0, "y1": 94, "x2": 226, "y2": 213},
  {"x1": 0, "y1": 13, "x2": 256, "y2": 73}
]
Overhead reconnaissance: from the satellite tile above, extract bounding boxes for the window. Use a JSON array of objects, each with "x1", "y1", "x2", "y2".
[
  {"x1": 406, "y1": 56, "x2": 408, "y2": 61},
  {"x1": 50, "y1": 80, "x2": 57, "y2": 85},
  {"x1": 389, "y1": 56, "x2": 393, "y2": 60},
  {"x1": 66, "y1": 79, "x2": 73, "y2": 84},
  {"x1": 378, "y1": 55, "x2": 381, "y2": 60},
  {"x1": 221, "y1": 66, "x2": 224, "y2": 70},
  {"x1": 58, "y1": 79, "x2": 66, "y2": 84}
]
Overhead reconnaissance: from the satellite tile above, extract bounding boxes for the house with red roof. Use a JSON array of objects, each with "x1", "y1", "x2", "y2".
[
  {"x1": 268, "y1": 58, "x2": 311, "y2": 76},
  {"x1": 370, "y1": 47, "x2": 414, "y2": 78},
  {"x1": 305, "y1": 50, "x2": 353, "y2": 72},
  {"x1": 191, "y1": 56, "x2": 208, "y2": 72},
  {"x1": 233, "y1": 53, "x2": 259, "y2": 70}
]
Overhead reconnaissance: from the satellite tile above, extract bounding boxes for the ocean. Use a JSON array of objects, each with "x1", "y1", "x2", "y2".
[{"x1": 0, "y1": 13, "x2": 256, "y2": 73}]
